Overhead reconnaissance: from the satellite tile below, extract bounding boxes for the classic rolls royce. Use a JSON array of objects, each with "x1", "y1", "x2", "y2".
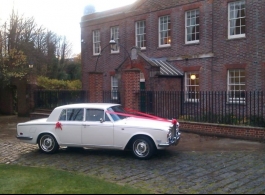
[{"x1": 16, "y1": 103, "x2": 181, "y2": 160}]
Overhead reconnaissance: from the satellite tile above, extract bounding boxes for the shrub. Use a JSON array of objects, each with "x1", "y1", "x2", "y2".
[
  {"x1": 247, "y1": 115, "x2": 265, "y2": 127},
  {"x1": 37, "y1": 76, "x2": 81, "y2": 90}
]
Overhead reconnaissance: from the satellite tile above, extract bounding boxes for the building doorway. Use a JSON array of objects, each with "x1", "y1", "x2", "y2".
[{"x1": 140, "y1": 72, "x2": 146, "y2": 112}]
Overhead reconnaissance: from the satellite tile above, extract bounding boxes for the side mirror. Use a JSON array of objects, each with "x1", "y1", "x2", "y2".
[{"x1": 100, "y1": 118, "x2": 105, "y2": 123}]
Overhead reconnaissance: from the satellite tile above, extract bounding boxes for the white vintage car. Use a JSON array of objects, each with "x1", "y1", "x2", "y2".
[{"x1": 16, "y1": 103, "x2": 181, "y2": 160}]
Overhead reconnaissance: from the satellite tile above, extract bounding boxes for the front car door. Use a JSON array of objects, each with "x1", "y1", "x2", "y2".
[{"x1": 81, "y1": 109, "x2": 114, "y2": 147}]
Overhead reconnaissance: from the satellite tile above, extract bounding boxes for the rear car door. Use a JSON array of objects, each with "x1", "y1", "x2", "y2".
[{"x1": 56, "y1": 108, "x2": 83, "y2": 145}]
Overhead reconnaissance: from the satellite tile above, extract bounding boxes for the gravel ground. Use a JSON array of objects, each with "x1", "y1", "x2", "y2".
[{"x1": 1, "y1": 115, "x2": 265, "y2": 194}]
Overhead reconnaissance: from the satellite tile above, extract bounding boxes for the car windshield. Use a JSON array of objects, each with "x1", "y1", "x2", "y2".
[{"x1": 107, "y1": 105, "x2": 128, "y2": 121}]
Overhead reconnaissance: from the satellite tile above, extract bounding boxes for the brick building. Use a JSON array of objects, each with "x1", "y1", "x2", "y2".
[{"x1": 80, "y1": 0, "x2": 265, "y2": 109}]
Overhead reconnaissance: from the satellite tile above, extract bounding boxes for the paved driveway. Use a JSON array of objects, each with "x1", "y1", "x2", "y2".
[{"x1": 1, "y1": 116, "x2": 265, "y2": 194}]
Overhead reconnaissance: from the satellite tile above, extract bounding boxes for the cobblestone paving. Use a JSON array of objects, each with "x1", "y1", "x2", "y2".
[{"x1": 1, "y1": 138, "x2": 265, "y2": 194}]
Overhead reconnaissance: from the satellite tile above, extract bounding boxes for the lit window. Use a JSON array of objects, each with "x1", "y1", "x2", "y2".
[
  {"x1": 185, "y1": 9, "x2": 200, "y2": 44},
  {"x1": 93, "y1": 30, "x2": 100, "y2": 55},
  {"x1": 185, "y1": 72, "x2": 199, "y2": 102},
  {"x1": 110, "y1": 26, "x2": 119, "y2": 53},
  {"x1": 111, "y1": 76, "x2": 118, "y2": 100},
  {"x1": 228, "y1": 0, "x2": 246, "y2": 39},
  {"x1": 159, "y1": 15, "x2": 171, "y2": 47},
  {"x1": 135, "y1": 20, "x2": 146, "y2": 49},
  {"x1": 227, "y1": 69, "x2": 245, "y2": 102}
]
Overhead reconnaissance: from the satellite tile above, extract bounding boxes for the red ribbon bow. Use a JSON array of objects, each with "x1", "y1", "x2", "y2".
[{"x1": 55, "y1": 122, "x2": 62, "y2": 130}]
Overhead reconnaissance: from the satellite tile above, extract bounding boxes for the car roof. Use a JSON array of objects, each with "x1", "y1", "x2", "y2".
[{"x1": 55, "y1": 103, "x2": 121, "y2": 110}]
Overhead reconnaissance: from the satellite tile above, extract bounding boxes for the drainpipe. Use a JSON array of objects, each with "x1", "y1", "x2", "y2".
[{"x1": 180, "y1": 76, "x2": 184, "y2": 116}]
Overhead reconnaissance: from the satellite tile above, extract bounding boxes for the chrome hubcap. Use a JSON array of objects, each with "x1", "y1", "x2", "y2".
[
  {"x1": 40, "y1": 135, "x2": 55, "y2": 152},
  {"x1": 133, "y1": 140, "x2": 149, "y2": 157}
]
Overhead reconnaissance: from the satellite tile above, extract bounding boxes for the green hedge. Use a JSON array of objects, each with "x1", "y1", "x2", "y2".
[{"x1": 37, "y1": 76, "x2": 82, "y2": 90}]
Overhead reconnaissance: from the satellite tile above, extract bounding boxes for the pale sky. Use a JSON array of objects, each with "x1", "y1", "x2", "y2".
[{"x1": 0, "y1": 0, "x2": 137, "y2": 56}]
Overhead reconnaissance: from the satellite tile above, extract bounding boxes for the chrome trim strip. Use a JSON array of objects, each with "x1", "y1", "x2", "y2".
[
  {"x1": 18, "y1": 124, "x2": 83, "y2": 127},
  {"x1": 16, "y1": 135, "x2": 33, "y2": 140},
  {"x1": 116, "y1": 126, "x2": 166, "y2": 132}
]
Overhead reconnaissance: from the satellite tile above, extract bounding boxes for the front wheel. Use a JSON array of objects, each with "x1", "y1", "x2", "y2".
[
  {"x1": 132, "y1": 136, "x2": 156, "y2": 160},
  {"x1": 38, "y1": 134, "x2": 59, "y2": 154}
]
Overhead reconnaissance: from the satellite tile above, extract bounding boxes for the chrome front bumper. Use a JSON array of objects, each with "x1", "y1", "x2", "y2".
[{"x1": 158, "y1": 132, "x2": 181, "y2": 147}]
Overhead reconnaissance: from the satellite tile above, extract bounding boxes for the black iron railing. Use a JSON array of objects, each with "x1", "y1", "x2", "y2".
[
  {"x1": 34, "y1": 90, "x2": 265, "y2": 127},
  {"x1": 103, "y1": 91, "x2": 121, "y2": 104},
  {"x1": 138, "y1": 91, "x2": 265, "y2": 127},
  {"x1": 34, "y1": 90, "x2": 121, "y2": 109},
  {"x1": 34, "y1": 90, "x2": 89, "y2": 109}
]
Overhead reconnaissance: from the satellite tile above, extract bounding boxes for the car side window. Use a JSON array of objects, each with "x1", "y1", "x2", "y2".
[
  {"x1": 59, "y1": 109, "x2": 84, "y2": 121},
  {"x1": 86, "y1": 109, "x2": 104, "y2": 121},
  {"x1": 67, "y1": 109, "x2": 84, "y2": 121},
  {"x1": 59, "y1": 110, "x2": 67, "y2": 121},
  {"x1": 105, "y1": 113, "x2": 111, "y2": 121}
]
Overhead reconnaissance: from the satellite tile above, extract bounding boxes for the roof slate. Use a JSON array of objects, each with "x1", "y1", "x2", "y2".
[{"x1": 138, "y1": 52, "x2": 183, "y2": 77}]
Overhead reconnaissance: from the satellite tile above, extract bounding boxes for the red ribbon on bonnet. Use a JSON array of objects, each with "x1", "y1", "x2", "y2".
[{"x1": 107, "y1": 108, "x2": 177, "y2": 124}]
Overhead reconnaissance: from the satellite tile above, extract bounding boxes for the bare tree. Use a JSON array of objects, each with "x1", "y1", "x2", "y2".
[{"x1": 0, "y1": 9, "x2": 75, "y2": 85}]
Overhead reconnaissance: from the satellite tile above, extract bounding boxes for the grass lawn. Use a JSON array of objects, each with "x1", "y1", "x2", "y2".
[{"x1": 0, "y1": 164, "x2": 151, "y2": 194}]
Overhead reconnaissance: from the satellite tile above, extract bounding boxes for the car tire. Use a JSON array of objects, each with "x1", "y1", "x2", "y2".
[
  {"x1": 132, "y1": 136, "x2": 156, "y2": 160},
  {"x1": 38, "y1": 134, "x2": 59, "y2": 154}
]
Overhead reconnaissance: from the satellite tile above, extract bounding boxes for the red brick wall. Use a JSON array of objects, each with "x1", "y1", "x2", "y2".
[
  {"x1": 10, "y1": 78, "x2": 30, "y2": 117},
  {"x1": 152, "y1": 77, "x2": 182, "y2": 91},
  {"x1": 28, "y1": 84, "x2": 38, "y2": 113},
  {"x1": 180, "y1": 121, "x2": 265, "y2": 142},
  {"x1": 212, "y1": 0, "x2": 265, "y2": 91},
  {"x1": 122, "y1": 69, "x2": 140, "y2": 110},
  {"x1": 88, "y1": 72, "x2": 103, "y2": 103},
  {"x1": 0, "y1": 78, "x2": 39, "y2": 116},
  {"x1": 81, "y1": 0, "x2": 265, "y2": 92}
]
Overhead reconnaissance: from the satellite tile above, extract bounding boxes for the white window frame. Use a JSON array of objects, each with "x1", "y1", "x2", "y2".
[
  {"x1": 93, "y1": 30, "x2": 100, "y2": 55},
  {"x1": 140, "y1": 72, "x2": 145, "y2": 82},
  {"x1": 227, "y1": 69, "x2": 246, "y2": 103},
  {"x1": 185, "y1": 9, "x2": 200, "y2": 44},
  {"x1": 111, "y1": 76, "x2": 118, "y2": 100},
  {"x1": 185, "y1": 72, "x2": 200, "y2": 102},
  {"x1": 110, "y1": 26, "x2": 119, "y2": 53},
  {"x1": 228, "y1": 0, "x2": 246, "y2": 39},
  {"x1": 135, "y1": 20, "x2": 146, "y2": 50},
  {"x1": 159, "y1": 15, "x2": 171, "y2": 47}
]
